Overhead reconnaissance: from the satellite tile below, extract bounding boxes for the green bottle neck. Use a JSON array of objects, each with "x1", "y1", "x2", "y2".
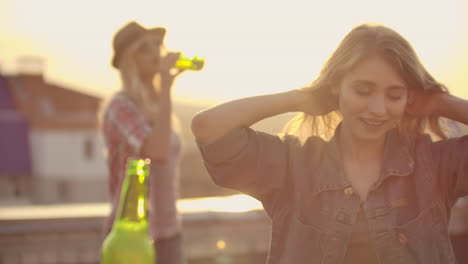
[
  {"x1": 113, "y1": 160, "x2": 150, "y2": 232},
  {"x1": 175, "y1": 54, "x2": 204, "y2": 71}
]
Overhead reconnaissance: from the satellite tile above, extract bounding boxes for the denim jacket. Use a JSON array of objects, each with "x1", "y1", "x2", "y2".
[{"x1": 198, "y1": 126, "x2": 468, "y2": 264}]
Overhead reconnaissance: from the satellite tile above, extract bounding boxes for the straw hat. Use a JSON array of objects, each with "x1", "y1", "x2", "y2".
[{"x1": 111, "y1": 21, "x2": 166, "y2": 68}]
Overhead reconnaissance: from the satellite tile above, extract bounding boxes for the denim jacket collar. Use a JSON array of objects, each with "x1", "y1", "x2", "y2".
[{"x1": 312, "y1": 124, "x2": 415, "y2": 196}]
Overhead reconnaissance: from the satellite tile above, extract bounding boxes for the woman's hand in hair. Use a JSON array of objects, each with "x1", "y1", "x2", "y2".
[
  {"x1": 159, "y1": 51, "x2": 185, "y2": 90},
  {"x1": 405, "y1": 88, "x2": 443, "y2": 117},
  {"x1": 292, "y1": 87, "x2": 338, "y2": 116},
  {"x1": 406, "y1": 89, "x2": 468, "y2": 126}
]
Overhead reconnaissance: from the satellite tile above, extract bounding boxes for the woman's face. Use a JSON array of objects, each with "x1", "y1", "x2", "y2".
[
  {"x1": 337, "y1": 55, "x2": 408, "y2": 142},
  {"x1": 133, "y1": 35, "x2": 164, "y2": 78}
]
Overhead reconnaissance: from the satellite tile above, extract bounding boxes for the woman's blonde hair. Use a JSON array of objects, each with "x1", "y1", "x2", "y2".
[
  {"x1": 118, "y1": 37, "x2": 162, "y2": 115},
  {"x1": 283, "y1": 23, "x2": 449, "y2": 142}
]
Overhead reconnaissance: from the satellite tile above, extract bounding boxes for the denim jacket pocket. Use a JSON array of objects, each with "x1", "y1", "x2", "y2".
[
  {"x1": 280, "y1": 214, "x2": 324, "y2": 264},
  {"x1": 295, "y1": 189, "x2": 335, "y2": 227},
  {"x1": 395, "y1": 203, "x2": 456, "y2": 264}
]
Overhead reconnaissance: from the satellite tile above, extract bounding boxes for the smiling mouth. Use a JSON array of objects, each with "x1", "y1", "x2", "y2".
[{"x1": 360, "y1": 118, "x2": 386, "y2": 127}]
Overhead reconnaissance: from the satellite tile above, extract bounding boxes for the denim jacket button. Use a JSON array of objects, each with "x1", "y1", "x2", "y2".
[
  {"x1": 397, "y1": 232, "x2": 409, "y2": 247},
  {"x1": 344, "y1": 187, "x2": 354, "y2": 196}
]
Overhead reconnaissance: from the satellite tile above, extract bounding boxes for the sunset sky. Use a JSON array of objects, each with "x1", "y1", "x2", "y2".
[{"x1": 0, "y1": 0, "x2": 467, "y2": 104}]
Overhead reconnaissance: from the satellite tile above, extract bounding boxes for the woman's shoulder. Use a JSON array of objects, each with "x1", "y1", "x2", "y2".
[
  {"x1": 404, "y1": 132, "x2": 449, "y2": 156},
  {"x1": 105, "y1": 91, "x2": 139, "y2": 112},
  {"x1": 109, "y1": 91, "x2": 132, "y2": 105},
  {"x1": 100, "y1": 91, "x2": 143, "y2": 124},
  {"x1": 281, "y1": 133, "x2": 328, "y2": 155}
]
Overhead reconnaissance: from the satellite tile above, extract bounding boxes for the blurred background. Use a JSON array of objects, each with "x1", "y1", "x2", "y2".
[{"x1": 0, "y1": 0, "x2": 467, "y2": 263}]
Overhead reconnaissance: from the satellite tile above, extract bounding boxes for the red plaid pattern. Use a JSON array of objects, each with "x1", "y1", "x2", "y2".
[
  {"x1": 102, "y1": 92, "x2": 182, "y2": 240},
  {"x1": 102, "y1": 92, "x2": 151, "y2": 200}
]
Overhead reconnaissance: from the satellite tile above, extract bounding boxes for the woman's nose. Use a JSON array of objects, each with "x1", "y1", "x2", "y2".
[{"x1": 368, "y1": 95, "x2": 387, "y2": 116}]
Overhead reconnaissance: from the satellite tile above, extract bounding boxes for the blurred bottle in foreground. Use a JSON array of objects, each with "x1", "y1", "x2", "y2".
[
  {"x1": 175, "y1": 54, "x2": 205, "y2": 71},
  {"x1": 101, "y1": 158, "x2": 155, "y2": 264}
]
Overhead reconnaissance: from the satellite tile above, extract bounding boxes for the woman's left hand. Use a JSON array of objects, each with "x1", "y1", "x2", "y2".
[{"x1": 405, "y1": 89, "x2": 443, "y2": 117}]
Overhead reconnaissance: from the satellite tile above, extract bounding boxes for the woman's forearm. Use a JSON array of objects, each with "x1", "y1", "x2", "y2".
[
  {"x1": 191, "y1": 90, "x2": 303, "y2": 145},
  {"x1": 142, "y1": 88, "x2": 172, "y2": 162},
  {"x1": 436, "y1": 93, "x2": 468, "y2": 126}
]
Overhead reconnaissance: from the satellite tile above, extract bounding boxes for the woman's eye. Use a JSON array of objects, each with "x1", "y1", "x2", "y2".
[
  {"x1": 355, "y1": 87, "x2": 371, "y2": 96},
  {"x1": 387, "y1": 91, "x2": 405, "y2": 101}
]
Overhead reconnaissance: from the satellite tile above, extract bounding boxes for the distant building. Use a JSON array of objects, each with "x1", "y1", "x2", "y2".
[
  {"x1": 1, "y1": 57, "x2": 287, "y2": 205},
  {"x1": 0, "y1": 74, "x2": 32, "y2": 204},
  {"x1": 0, "y1": 61, "x2": 108, "y2": 205}
]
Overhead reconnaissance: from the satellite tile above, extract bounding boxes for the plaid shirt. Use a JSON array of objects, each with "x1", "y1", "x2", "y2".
[{"x1": 102, "y1": 91, "x2": 182, "y2": 240}]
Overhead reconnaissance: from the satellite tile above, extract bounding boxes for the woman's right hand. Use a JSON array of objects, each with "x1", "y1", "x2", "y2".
[
  {"x1": 291, "y1": 87, "x2": 338, "y2": 116},
  {"x1": 192, "y1": 87, "x2": 338, "y2": 145},
  {"x1": 158, "y1": 51, "x2": 185, "y2": 90}
]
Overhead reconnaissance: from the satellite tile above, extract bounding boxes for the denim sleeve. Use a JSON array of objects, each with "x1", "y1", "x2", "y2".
[
  {"x1": 197, "y1": 127, "x2": 288, "y2": 202},
  {"x1": 432, "y1": 135, "x2": 468, "y2": 204}
]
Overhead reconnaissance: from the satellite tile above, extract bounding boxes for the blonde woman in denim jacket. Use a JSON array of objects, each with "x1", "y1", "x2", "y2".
[{"x1": 192, "y1": 23, "x2": 468, "y2": 264}]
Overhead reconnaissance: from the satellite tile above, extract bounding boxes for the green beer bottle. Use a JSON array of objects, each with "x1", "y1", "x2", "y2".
[
  {"x1": 101, "y1": 158, "x2": 155, "y2": 264},
  {"x1": 175, "y1": 54, "x2": 205, "y2": 71}
]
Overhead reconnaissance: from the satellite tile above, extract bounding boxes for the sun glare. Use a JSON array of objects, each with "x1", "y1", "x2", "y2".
[
  {"x1": 177, "y1": 194, "x2": 263, "y2": 213},
  {"x1": 0, "y1": 0, "x2": 467, "y2": 100}
]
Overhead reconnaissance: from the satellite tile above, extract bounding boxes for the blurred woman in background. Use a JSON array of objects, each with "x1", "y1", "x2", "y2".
[{"x1": 101, "y1": 21, "x2": 186, "y2": 264}]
